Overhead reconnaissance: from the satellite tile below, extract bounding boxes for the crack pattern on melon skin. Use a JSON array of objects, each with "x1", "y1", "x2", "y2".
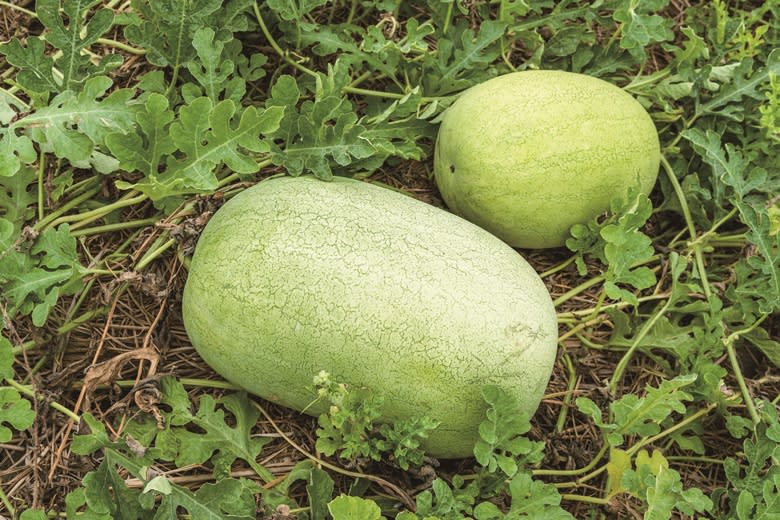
[{"x1": 182, "y1": 176, "x2": 559, "y2": 458}]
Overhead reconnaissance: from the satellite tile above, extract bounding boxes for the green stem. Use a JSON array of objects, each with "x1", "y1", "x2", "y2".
[
  {"x1": 135, "y1": 238, "x2": 176, "y2": 271},
  {"x1": 442, "y1": 1, "x2": 453, "y2": 34},
  {"x1": 12, "y1": 307, "x2": 108, "y2": 356},
  {"x1": 0, "y1": 485, "x2": 14, "y2": 519},
  {"x1": 557, "y1": 292, "x2": 670, "y2": 319},
  {"x1": 23, "y1": 355, "x2": 50, "y2": 384},
  {"x1": 342, "y1": 86, "x2": 406, "y2": 99},
  {"x1": 52, "y1": 278, "x2": 97, "y2": 359},
  {"x1": 553, "y1": 275, "x2": 604, "y2": 307},
  {"x1": 346, "y1": 0, "x2": 358, "y2": 24},
  {"x1": 511, "y1": 5, "x2": 591, "y2": 33},
  {"x1": 560, "y1": 493, "x2": 610, "y2": 505},
  {"x1": 0, "y1": 0, "x2": 35, "y2": 16},
  {"x1": 573, "y1": 332, "x2": 600, "y2": 349},
  {"x1": 62, "y1": 174, "x2": 101, "y2": 197},
  {"x1": 347, "y1": 70, "x2": 374, "y2": 88},
  {"x1": 48, "y1": 192, "x2": 147, "y2": 229},
  {"x1": 585, "y1": 290, "x2": 608, "y2": 322},
  {"x1": 533, "y1": 443, "x2": 609, "y2": 477},
  {"x1": 693, "y1": 207, "x2": 740, "y2": 245},
  {"x1": 5, "y1": 378, "x2": 80, "y2": 422},
  {"x1": 95, "y1": 38, "x2": 146, "y2": 55},
  {"x1": 70, "y1": 217, "x2": 161, "y2": 237},
  {"x1": 666, "y1": 227, "x2": 688, "y2": 250},
  {"x1": 540, "y1": 255, "x2": 576, "y2": 279},
  {"x1": 342, "y1": 85, "x2": 452, "y2": 104},
  {"x1": 626, "y1": 402, "x2": 718, "y2": 457},
  {"x1": 571, "y1": 456, "x2": 608, "y2": 485},
  {"x1": 253, "y1": 4, "x2": 318, "y2": 78},
  {"x1": 724, "y1": 316, "x2": 768, "y2": 426},
  {"x1": 558, "y1": 314, "x2": 609, "y2": 343},
  {"x1": 33, "y1": 186, "x2": 102, "y2": 231},
  {"x1": 604, "y1": 24, "x2": 624, "y2": 52},
  {"x1": 556, "y1": 253, "x2": 664, "y2": 313},
  {"x1": 555, "y1": 350, "x2": 577, "y2": 433},
  {"x1": 665, "y1": 455, "x2": 724, "y2": 464},
  {"x1": 623, "y1": 68, "x2": 672, "y2": 92},
  {"x1": 608, "y1": 297, "x2": 673, "y2": 393},
  {"x1": 499, "y1": 38, "x2": 517, "y2": 72},
  {"x1": 37, "y1": 151, "x2": 46, "y2": 221},
  {"x1": 708, "y1": 232, "x2": 747, "y2": 243},
  {"x1": 660, "y1": 155, "x2": 712, "y2": 299}
]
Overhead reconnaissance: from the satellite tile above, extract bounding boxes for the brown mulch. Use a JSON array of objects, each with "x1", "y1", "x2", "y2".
[
  {"x1": 3, "y1": 160, "x2": 775, "y2": 519},
  {"x1": 2, "y1": 1, "x2": 779, "y2": 517}
]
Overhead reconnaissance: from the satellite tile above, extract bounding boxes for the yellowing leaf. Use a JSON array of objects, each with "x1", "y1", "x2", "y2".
[
  {"x1": 635, "y1": 449, "x2": 670, "y2": 477},
  {"x1": 327, "y1": 495, "x2": 382, "y2": 520},
  {"x1": 606, "y1": 448, "x2": 632, "y2": 497}
]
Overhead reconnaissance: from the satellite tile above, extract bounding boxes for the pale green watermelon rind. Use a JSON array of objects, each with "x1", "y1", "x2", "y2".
[
  {"x1": 182, "y1": 176, "x2": 559, "y2": 458},
  {"x1": 433, "y1": 70, "x2": 661, "y2": 249}
]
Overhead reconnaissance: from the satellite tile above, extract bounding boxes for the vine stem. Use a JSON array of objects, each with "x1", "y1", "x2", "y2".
[
  {"x1": 37, "y1": 151, "x2": 46, "y2": 221},
  {"x1": 345, "y1": 0, "x2": 358, "y2": 24},
  {"x1": 135, "y1": 238, "x2": 176, "y2": 271},
  {"x1": 674, "y1": 207, "x2": 739, "y2": 249},
  {"x1": 540, "y1": 255, "x2": 576, "y2": 279},
  {"x1": 0, "y1": 0, "x2": 34, "y2": 16},
  {"x1": 0, "y1": 486, "x2": 14, "y2": 518},
  {"x1": 533, "y1": 443, "x2": 609, "y2": 477},
  {"x1": 32, "y1": 185, "x2": 102, "y2": 231},
  {"x1": 608, "y1": 296, "x2": 674, "y2": 393},
  {"x1": 557, "y1": 314, "x2": 609, "y2": 343},
  {"x1": 4, "y1": 378, "x2": 80, "y2": 422},
  {"x1": 12, "y1": 307, "x2": 108, "y2": 356},
  {"x1": 560, "y1": 493, "x2": 609, "y2": 505},
  {"x1": 548, "y1": 402, "x2": 718, "y2": 491},
  {"x1": 47, "y1": 192, "x2": 147, "y2": 229},
  {"x1": 557, "y1": 292, "x2": 670, "y2": 319},
  {"x1": 625, "y1": 402, "x2": 718, "y2": 458},
  {"x1": 660, "y1": 155, "x2": 712, "y2": 299},
  {"x1": 553, "y1": 275, "x2": 605, "y2": 307},
  {"x1": 555, "y1": 350, "x2": 577, "y2": 433},
  {"x1": 724, "y1": 316, "x2": 768, "y2": 426},
  {"x1": 253, "y1": 4, "x2": 318, "y2": 78},
  {"x1": 70, "y1": 217, "x2": 161, "y2": 237},
  {"x1": 666, "y1": 455, "x2": 725, "y2": 464},
  {"x1": 95, "y1": 37, "x2": 146, "y2": 55},
  {"x1": 553, "y1": 255, "x2": 662, "y2": 308},
  {"x1": 442, "y1": 1, "x2": 453, "y2": 34},
  {"x1": 341, "y1": 86, "x2": 405, "y2": 99}
]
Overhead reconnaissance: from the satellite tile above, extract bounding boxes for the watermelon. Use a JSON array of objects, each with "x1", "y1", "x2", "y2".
[
  {"x1": 182, "y1": 176, "x2": 558, "y2": 458},
  {"x1": 433, "y1": 70, "x2": 660, "y2": 249}
]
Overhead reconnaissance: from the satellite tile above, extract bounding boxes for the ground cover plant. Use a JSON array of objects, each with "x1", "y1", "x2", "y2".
[{"x1": 0, "y1": 0, "x2": 778, "y2": 518}]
